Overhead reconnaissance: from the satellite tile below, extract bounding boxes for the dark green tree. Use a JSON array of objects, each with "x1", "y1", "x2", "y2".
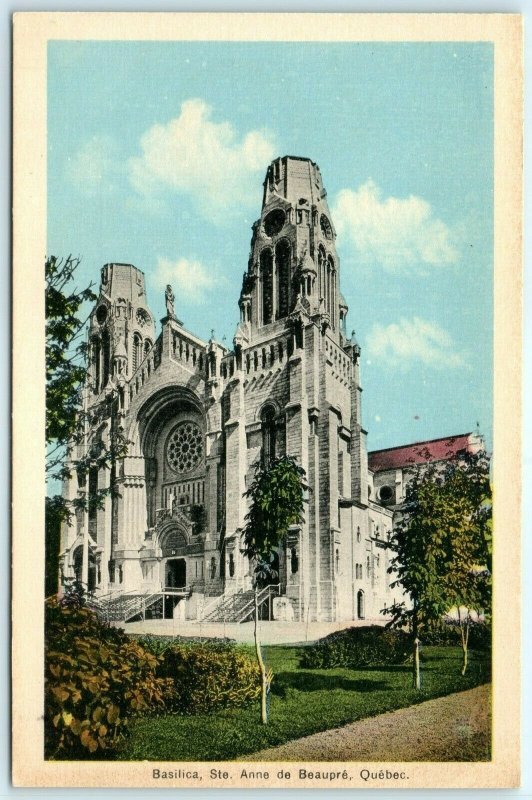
[
  {"x1": 386, "y1": 449, "x2": 491, "y2": 686},
  {"x1": 45, "y1": 255, "x2": 129, "y2": 595},
  {"x1": 241, "y1": 455, "x2": 307, "y2": 723}
]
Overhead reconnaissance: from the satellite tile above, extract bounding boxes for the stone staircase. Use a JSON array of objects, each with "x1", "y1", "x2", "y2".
[
  {"x1": 87, "y1": 590, "x2": 176, "y2": 623},
  {"x1": 201, "y1": 585, "x2": 279, "y2": 623}
]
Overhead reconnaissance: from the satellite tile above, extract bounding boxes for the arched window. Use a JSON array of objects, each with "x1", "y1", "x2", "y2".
[
  {"x1": 101, "y1": 329, "x2": 110, "y2": 388},
  {"x1": 318, "y1": 246, "x2": 326, "y2": 307},
  {"x1": 261, "y1": 405, "x2": 277, "y2": 468},
  {"x1": 260, "y1": 249, "x2": 273, "y2": 325},
  {"x1": 91, "y1": 336, "x2": 101, "y2": 393},
  {"x1": 326, "y1": 256, "x2": 334, "y2": 320},
  {"x1": 210, "y1": 557, "x2": 216, "y2": 580},
  {"x1": 357, "y1": 590, "x2": 365, "y2": 619},
  {"x1": 276, "y1": 240, "x2": 291, "y2": 319},
  {"x1": 335, "y1": 548, "x2": 340, "y2": 572},
  {"x1": 132, "y1": 333, "x2": 142, "y2": 373},
  {"x1": 356, "y1": 526, "x2": 361, "y2": 543},
  {"x1": 144, "y1": 338, "x2": 153, "y2": 355},
  {"x1": 229, "y1": 552, "x2": 235, "y2": 578}
]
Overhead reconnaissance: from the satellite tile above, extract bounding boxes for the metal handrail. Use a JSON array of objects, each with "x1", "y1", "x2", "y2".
[{"x1": 235, "y1": 583, "x2": 280, "y2": 623}]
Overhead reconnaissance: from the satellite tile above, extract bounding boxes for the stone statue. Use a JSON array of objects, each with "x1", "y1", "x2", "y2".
[{"x1": 165, "y1": 284, "x2": 175, "y2": 319}]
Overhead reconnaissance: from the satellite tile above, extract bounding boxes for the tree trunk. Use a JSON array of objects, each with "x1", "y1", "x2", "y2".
[
  {"x1": 413, "y1": 637, "x2": 421, "y2": 689},
  {"x1": 459, "y1": 608, "x2": 470, "y2": 676},
  {"x1": 254, "y1": 586, "x2": 268, "y2": 724},
  {"x1": 412, "y1": 614, "x2": 421, "y2": 690}
]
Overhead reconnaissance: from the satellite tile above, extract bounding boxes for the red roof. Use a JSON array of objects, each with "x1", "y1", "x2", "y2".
[{"x1": 368, "y1": 434, "x2": 476, "y2": 473}]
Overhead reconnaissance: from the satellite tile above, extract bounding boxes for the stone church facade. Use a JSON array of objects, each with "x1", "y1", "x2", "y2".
[{"x1": 59, "y1": 156, "x2": 480, "y2": 623}]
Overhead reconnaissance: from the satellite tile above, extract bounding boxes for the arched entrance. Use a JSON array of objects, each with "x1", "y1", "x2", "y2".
[
  {"x1": 159, "y1": 526, "x2": 188, "y2": 619},
  {"x1": 165, "y1": 558, "x2": 186, "y2": 589}
]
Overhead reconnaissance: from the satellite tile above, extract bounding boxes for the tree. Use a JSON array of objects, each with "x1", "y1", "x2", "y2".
[
  {"x1": 46, "y1": 254, "x2": 96, "y2": 483},
  {"x1": 437, "y1": 451, "x2": 492, "y2": 675},
  {"x1": 385, "y1": 449, "x2": 492, "y2": 686},
  {"x1": 241, "y1": 455, "x2": 307, "y2": 724},
  {"x1": 45, "y1": 255, "x2": 129, "y2": 595}
]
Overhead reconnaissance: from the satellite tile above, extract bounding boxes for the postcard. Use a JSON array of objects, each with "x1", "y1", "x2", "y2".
[{"x1": 12, "y1": 12, "x2": 522, "y2": 790}]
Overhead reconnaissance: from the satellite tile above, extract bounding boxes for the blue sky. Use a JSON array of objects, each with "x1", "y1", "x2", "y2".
[{"x1": 48, "y1": 40, "x2": 493, "y2": 453}]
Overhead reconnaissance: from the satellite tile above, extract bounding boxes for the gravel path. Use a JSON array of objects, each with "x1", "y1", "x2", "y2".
[{"x1": 245, "y1": 685, "x2": 491, "y2": 762}]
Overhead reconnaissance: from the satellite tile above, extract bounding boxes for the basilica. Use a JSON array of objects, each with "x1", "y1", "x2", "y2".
[{"x1": 59, "y1": 156, "x2": 482, "y2": 624}]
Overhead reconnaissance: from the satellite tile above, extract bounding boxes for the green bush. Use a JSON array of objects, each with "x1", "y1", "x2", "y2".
[
  {"x1": 157, "y1": 643, "x2": 261, "y2": 714},
  {"x1": 299, "y1": 625, "x2": 410, "y2": 670},
  {"x1": 422, "y1": 620, "x2": 491, "y2": 651},
  {"x1": 45, "y1": 597, "x2": 174, "y2": 759},
  {"x1": 133, "y1": 633, "x2": 235, "y2": 657}
]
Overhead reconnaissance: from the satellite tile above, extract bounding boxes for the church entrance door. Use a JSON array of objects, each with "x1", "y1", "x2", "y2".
[{"x1": 165, "y1": 557, "x2": 186, "y2": 589}]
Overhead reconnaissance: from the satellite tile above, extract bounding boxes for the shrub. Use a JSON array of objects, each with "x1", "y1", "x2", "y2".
[
  {"x1": 133, "y1": 634, "x2": 235, "y2": 657},
  {"x1": 45, "y1": 597, "x2": 173, "y2": 759},
  {"x1": 157, "y1": 643, "x2": 261, "y2": 714},
  {"x1": 299, "y1": 625, "x2": 410, "y2": 670},
  {"x1": 421, "y1": 620, "x2": 491, "y2": 651}
]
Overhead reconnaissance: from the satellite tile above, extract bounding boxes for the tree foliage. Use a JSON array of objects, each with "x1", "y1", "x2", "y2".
[
  {"x1": 241, "y1": 454, "x2": 307, "y2": 579},
  {"x1": 241, "y1": 454, "x2": 307, "y2": 723},
  {"x1": 46, "y1": 255, "x2": 96, "y2": 478},
  {"x1": 386, "y1": 449, "x2": 491, "y2": 682}
]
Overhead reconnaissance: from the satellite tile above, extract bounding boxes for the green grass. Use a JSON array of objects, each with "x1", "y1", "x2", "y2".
[{"x1": 115, "y1": 645, "x2": 490, "y2": 762}]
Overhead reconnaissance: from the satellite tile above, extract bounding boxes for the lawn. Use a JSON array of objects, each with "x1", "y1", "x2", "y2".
[{"x1": 115, "y1": 644, "x2": 490, "y2": 762}]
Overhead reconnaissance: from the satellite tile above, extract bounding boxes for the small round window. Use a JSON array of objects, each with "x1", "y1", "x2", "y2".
[
  {"x1": 167, "y1": 421, "x2": 203, "y2": 474},
  {"x1": 379, "y1": 485, "x2": 394, "y2": 503},
  {"x1": 263, "y1": 208, "x2": 286, "y2": 238}
]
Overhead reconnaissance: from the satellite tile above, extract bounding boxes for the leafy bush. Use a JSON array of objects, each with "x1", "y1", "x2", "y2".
[
  {"x1": 299, "y1": 626, "x2": 410, "y2": 670},
  {"x1": 422, "y1": 620, "x2": 491, "y2": 651},
  {"x1": 45, "y1": 597, "x2": 173, "y2": 759},
  {"x1": 133, "y1": 633, "x2": 235, "y2": 657},
  {"x1": 157, "y1": 643, "x2": 261, "y2": 714}
]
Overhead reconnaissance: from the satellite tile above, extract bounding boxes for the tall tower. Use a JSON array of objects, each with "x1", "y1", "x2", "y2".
[
  {"x1": 87, "y1": 263, "x2": 156, "y2": 396},
  {"x1": 237, "y1": 157, "x2": 346, "y2": 348}
]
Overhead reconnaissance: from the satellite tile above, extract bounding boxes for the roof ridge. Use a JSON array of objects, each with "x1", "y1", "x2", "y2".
[{"x1": 368, "y1": 433, "x2": 473, "y2": 456}]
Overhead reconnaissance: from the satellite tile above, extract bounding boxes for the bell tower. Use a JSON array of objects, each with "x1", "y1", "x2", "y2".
[
  {"x1": 87, "y1": 263, "x2": 156, "y2": 396},
  {"x1": 237, "y1": 156, "x2": 342, "y2": 346}
]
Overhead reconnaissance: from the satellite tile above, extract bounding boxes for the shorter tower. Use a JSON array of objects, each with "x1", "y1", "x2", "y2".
[{"x1": 88, "y1": 263, "x2": 156, "y2": 396}]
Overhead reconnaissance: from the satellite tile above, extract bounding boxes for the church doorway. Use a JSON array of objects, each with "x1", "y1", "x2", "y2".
[
  {"x1": 165, "y1": 557, "x2": 186, "y2": 589},
  {"x1": 163, "y1": 558, "x2": 187, "y2": 619}
]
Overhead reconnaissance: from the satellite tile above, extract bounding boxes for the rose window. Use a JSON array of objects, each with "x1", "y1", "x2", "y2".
[{"x1": 167, "y1": 422, "x2": 203, "y2": 474}]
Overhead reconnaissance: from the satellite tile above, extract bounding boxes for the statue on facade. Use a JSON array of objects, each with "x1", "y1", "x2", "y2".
[{"x1": 165, "y1": 284, "x2": 176, "y2": 319}]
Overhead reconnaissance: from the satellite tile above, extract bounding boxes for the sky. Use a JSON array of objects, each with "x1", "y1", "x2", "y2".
[{"x1": 47, "y1": 40, "x2": 493, "y2": 454}]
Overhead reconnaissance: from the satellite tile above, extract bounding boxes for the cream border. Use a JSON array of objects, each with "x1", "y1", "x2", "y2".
[{"x1": 12, "y1": 12, "x2": 523, "y2": 789}]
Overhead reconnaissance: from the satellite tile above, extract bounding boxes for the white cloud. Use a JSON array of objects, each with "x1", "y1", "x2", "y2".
[
  {"x1": 65, "y1": 135, "x2": 119, "y2": 195},
  {"x1": 332, "y1": 180, "x2": 459, "y2": 272},
  {"x1": 152, "y1": 255, "x2": 225, "y2": 304},
  {"x1": 366, "y1": 317, "x2": 468, "y2": 370},
  {"x1": 128, "y1": 98, "x2": 276, "y2": 223}
]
